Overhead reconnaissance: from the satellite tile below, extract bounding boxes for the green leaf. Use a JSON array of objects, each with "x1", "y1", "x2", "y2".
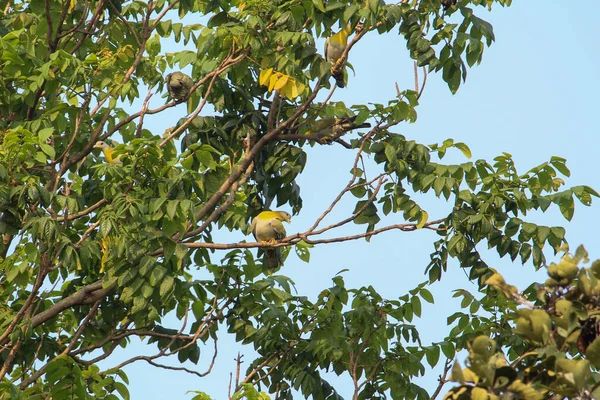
[
  {"x1": 411, "y1": 296, "x2": 422, "y2": 317},
  {"x1": 159, "y1": 276, "x2": 174, "y2": 298},
  {"x1": 40, "y1": 143, "x2": 56, "y2": 159},
  {"x1": 425, "y1": 346, "x2": 440, "y2": 368},
  {"x1": 114, "y1": 382, "x2": 130, "y2": 400},
  {"x1": 585, "y1": 337, "x2": 600, "y2": 368},
  {"x1": 312, "y1": 0, "x2": 325, "y2": 13},
  {"x1": 454, "y1": 142, "x2": 472, "y2": 158},
  {"x1": 420, "y1": 288, "x2": 434, "y2": 304},
  {"x1": 441, "y1": 341, "x2": 455, "y2": 360},
  {"x1": 550, "y1": 156, "x2": 570, "y2": 177},
  {"x1": 294, "y1": 240, "x2": 312, "y2": 263},
  {"x1": 559, "y1": 195, "x2": 575, "y2": 221},
  {"x1": 38, "y1": 127, "x2": 54, "y2": 143}
]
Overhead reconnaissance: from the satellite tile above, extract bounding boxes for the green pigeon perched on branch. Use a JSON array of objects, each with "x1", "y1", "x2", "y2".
[
  {"x1": 307, "y1": 116, "x2": 371, "y2": 144},
  {"x1": 251, "y1": 211, "x2": 291, "y2": 271},
  {"x1": 325, "y1": 24, "x2": 353, "y2": 88},
  {"x1": 93, "y1": 141, "x2": 122, "y2": 165},
  {"x1": 165, "y1": 72, "x2": 195, "y2": 101}
]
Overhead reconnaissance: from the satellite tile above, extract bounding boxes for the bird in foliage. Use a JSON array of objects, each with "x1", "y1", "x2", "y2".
[
  {"x1": 307, "y1": 116, "x2": 371, "y2": 144},
  {"x1": 100, "y1": 0, "x2": 122, "y2": 18},
  {"x1": 165, "y1": 71, "x2": 195, "y2": 101},
  {"x1": 93, "y1": 141, "x2": 122, "y2": 165},
  {"x1": 250, "y1": 211, "x2": 292, "y2": 271},
  {"x1": 108, "y1": 0, "x2": 122, "y2": 14},
  {"x1": 325, "y1": 24, "x2": 353, "y2": 88},
  {"x1": 441, "y1": 0, "x2": 458, "y2": 11}
]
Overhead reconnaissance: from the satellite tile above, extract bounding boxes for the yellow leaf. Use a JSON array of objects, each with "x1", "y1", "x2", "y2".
[
  {"x1": 68, "y1": 0, "x2": 76, "y2": 12},
  {"x1": 471, "y1": 387, "x2": 489, "y2": 400},
  {"x1": 259, "y1": 68, "x2": 273, "y2": 87},
  {"x1": 68, "y1": 95, "x2": 79, "y2": 107},
  {"x1": 100, "y1": 237, "x2": 110, "y2": 274},
  {"x1": 281, "y1": 79, "x2": 306, "y2": 100},
  {"x1": 268, "y1": 72, "x2": 282, "y2": 91},
  {"x1": 462, "y1": 367, "x2": 480, "y2": 383},
  {"x1": 279, "y1": 82, "x2": 292, "y2": 100},
  {"x1": 297, "y1": 81, "x2": 306, "y2": 95},
  {"x1": 261, "y1": 69, "x2": 305, "y2": 99},
  {"x1": 273, "y1": 75, "x2": 289, "y2": 91},
  {"x1": 290, "y1": 81, "x2": 305, "y2": 98}
]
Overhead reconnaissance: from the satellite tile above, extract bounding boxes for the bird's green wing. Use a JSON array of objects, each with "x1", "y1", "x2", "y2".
[
  {"x1": 309, "y1": 119, "x2": 335, "y2": 138},
  {"x1": 270, "y1": 219, "x2": 286, "y2": 240},
  {"x1": 182, "y1": 74, "x2": 194, "y2": 89},
  {"x1": 312, "y1": 119, "x2": 336, "y2": 131}
]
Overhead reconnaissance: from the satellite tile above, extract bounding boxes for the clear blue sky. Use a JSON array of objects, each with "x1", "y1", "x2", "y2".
[{"x1": 101, "y1": 2, "x2": 600, "y2": 398}]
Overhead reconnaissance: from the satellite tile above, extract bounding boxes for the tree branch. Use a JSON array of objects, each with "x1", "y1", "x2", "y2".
[
  {"x1": 183, "y1": 218, "x2": 445, "y2": 250},
  {"x1": 55, "y1": 199, "x2": 106, "y2": 222},
  {"x1": 430, "y1": 358, "x2": 452, "y2": 400},
  {"x1": 28, "y1": 281, "x2": 110, "y2": 330},
  {"x1": 19, "y1": 300, "x2": 102, "y2": 389}
]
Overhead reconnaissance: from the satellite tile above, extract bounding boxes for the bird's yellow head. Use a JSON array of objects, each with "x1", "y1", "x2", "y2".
[
  {"x1": 93, "y1": 141, "x2": 122, "y2": 165},
  {"x1": 93, "y1": 141, "x2": 110, "y2": 150}
]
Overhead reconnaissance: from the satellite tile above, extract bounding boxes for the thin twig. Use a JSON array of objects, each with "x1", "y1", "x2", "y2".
[
  {"x1": 304, "y1": 129, "x2": 379, "y2": 233},
  {"x1": 430, "y1": 359, "x2": 452, "y2": 400},
  {"x1": 75, "y1": 220, "x2": 101, "y2": 248},
  {"x1": 135, "y1": 91, "x2": 154, "y2": 138},
  {"x1": 307, "y1": 175, "x2": 387, "y2": 237},
  {"x1": 414, "y1": 61, "x2": 419, "y2": 93},
  {"x1": 235, "y1": 352, "x2": 242, "y2": 388},
  {"x1": 418, "y1": 66, "x2": 428, "y2": 100},
  {"x1": 55, "y1": 199, "x2": 106, "y2": 222},
  {"x1": 143, "y1": 358, "x2": 209, "y2": 378}
]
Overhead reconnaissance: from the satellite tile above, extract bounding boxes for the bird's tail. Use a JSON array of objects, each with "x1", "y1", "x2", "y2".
[
  {"x1": 264, "y1": 249, "x2": 283, "y2": 273},
  {"x1": 339, "y1": 116, "x2": 371, "y2": 132},
  {"x1": 332, "y1": 70, "x2": 345, "y2": 88}
]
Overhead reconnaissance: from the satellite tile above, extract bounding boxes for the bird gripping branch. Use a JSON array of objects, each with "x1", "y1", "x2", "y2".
[
  {"x1": 250, "y1": 211, "x2": 292, "y2": 271},
  {"x1": 325, "y1": 24, "x2": 353, "y2": 88},
  {"x1": 165, "y1": 71, "x2": 195, "y2": 102},
  {"x1": 307, "y1": 116, "x2": 371, "y2": 144}
]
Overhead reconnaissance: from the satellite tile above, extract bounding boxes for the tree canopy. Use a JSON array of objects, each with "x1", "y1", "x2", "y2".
[{"x1": 1, "y1": 0, "x2": 600, "y2": 399}]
